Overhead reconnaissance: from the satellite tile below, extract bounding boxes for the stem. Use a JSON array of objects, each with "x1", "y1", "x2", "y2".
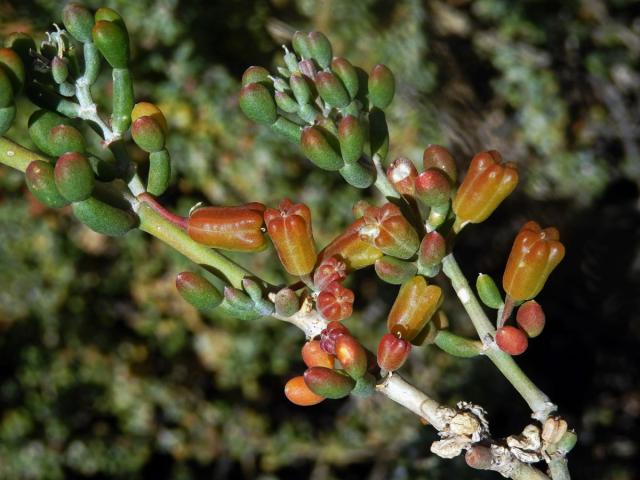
[
  {"x1": 441, "y1": 253, "x2": 556, "y2": 421},
  {"x1": 138, "y1": 193, "x2": 188, "y2": 229},
  {"x1": 0, "y1": 137, "x2": 45, "y2": 172},
  {"x1": 137, "y1": 203, "x2": 251, "y2": 288},
  {"x1": 548, "y1": 457, "x2": 570, "y2": 480},
  {"x1": 372, "y1": 153, "x2": 399, "y2": 199}
]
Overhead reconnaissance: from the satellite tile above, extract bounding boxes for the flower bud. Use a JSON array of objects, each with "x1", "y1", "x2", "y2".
[
  {"x1": 502, "y1": 221, "x2": 565, "y2": 301},
  {"x1": 331, "y1": 57, "x2": 358, "y2": 99},
  {"x1": 317, "y1": 281, "x2": 354, "y2": 322},
  {"x1": 0, "y1": 48, "x2": 25, "y2": 94},
  {"x1": 63, "y1": 3, "x2": 95, "y2": 43},
  {"x1": 132, "y1": 116, "x2": 165, "y2": 153},
  {"x1": 320, "y1": 321, "x2": 350, "y2": 355},
  {"x1": 315, "y1": 71, "x2": 350, "y2": 108},
  {"x1": 131, "y1": 102, "x2": 168, "y2": 134},
  {"x1": 335, "y1": 335, "x2": 367, "y2": 379},
  {"x1": 289, "y1": 73, "x2": 313, "y2": 105},
  {"x1": 302, "y1": 340, "x2": 335, "y2": 369},
  {"x1": 337, "y1": 115, "x2": 365, "y2": 165},
  {"x1": 476, "y1": 273, "x2": 503, "y2": 309},
  {"x1": 51, "y1": 56, "x2": 69, "y2": 84},
  {"x1": 495, "y1": 326, "x2": 528, "y2": 355},
  {"x1": 387, "y1": 157, "x2": 418, "y2": 196},
  {"x1": 423, "y1": 145, "x2": 457, "y2": 182},
  {"x1": 92, "y1": 20, "x2": 129, "y2": 68},
  {"x1": 265, "y1": 199, "x2": 317, "y2": 276},
  {"x1": 418, "y1": 231, "x2": 446, "y2": 270},
  {"x1": 187, "y1": 204, "x2": 267, "y2": 252},
  {"x1": 318, "y1": 218, "x2": 383, "y2": 270},
  {"x1": 359, "y1": 203, "x2": 419, "y2": 259},
  {"x1": 241, "y1": 65, "x2": 270, "y2": 86},
  {"x1": 284, "y1": 376, "x2": 325, "y2": 406},
  {"x1": 54, "y1": 152, "x2": 95, "y2": 202},
  {"x1": 303, "y1": 367, "x2": 355, "y2": 399},
  {"x1": 375, "y1": 256, "x2": 417, "y2": 285},
  {"x1": 313, "y1": 256, "x2": 347, "y2": 291},
  {"x1": 516, "y1": 300, "x2": 545, "y2": 338},
  {"x1": 72, "y1": 196, "x2": 137, "y2": 236},
  {"x1": 301, "y1": 125, "x2": 343, "y2": 171},
  {"x1": 274, "y1": 288, "x2": 300, "y2": 317},
  {"x1": 415, "y1": 168, "x2": 451, "y2": 207},
  {"x1": 307, "y1": 31, "x2": 332, "y2": 68},
  {"x1": 25, "y1": 160, "x2": 69, "y2": 208},
  {"x1": 377, "y1": 333, "x2": 412, "y2": 372},
  {"x1": 452, "y1": 150, "x2": 518, "y2": 228},
  {"x1": 239, "y1": 82, "x2": 277, "y2": 125},
  {"x1": 387, "y1": 276, "x2": 443, "y2": 341},
  {"x1": 175, "y1": 271, "x2": 223, "y2": 311},
  {"x1": 368, "y1": 64, "x2": 395, "y2": 109}
]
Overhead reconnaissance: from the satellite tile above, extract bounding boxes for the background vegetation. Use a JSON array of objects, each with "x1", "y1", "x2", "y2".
[{"x1": 0, "y1": 0, "x2": 639, "y2": 478}]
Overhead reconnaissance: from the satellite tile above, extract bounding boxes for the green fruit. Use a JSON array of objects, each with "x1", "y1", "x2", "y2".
[
  {"x1": 338, "y1": 115, "x2": 365, "y2": 164},
  {"x1": 63, "y1": 3, "x2": 95, "y2": 43},
  {"x1": 92, "y1": 20, "x2": 129, "y2": 68},
  {"x1": 25, "y1": 160, "x2": 69, "y2": 208},
  {"x1": 49, "y1": 124, "x2": 86, "y2": 156},
  {"x1": 368, "y1": 64, "x2": 395, "y2": 109},
  {"x1": 147, "y1": 149, "x2": 171, "y2": 196},
  {"x1": 0, "y1": 48, "x2": 25, "y2": 93},
  {"x1": 239, "y1": 83, "x2": 277, "y2": 125},
  {"x1": 132, "y1": 116, "x2": 165, "y2": 153},
  {"x1": 72, "y1": 194, "x2": 138, "y2": 236},
  {"x1": 315, "y1": 71, "x2": 350, "y2": 108},
  {"x1": 301, "y1": 126, "x2": 343, "y2": 171},
  {"x1": 28, "y1": 110, "x2": 72, "y2": 157},
  {"x1": 175, "y1": 272, "x2": 223, "y2": 311},
  {"x1": 0, "y1": 104, "x2": 16, "y2": 135},
  {"x1": 54, "y1": 152, "x2": 94, "y2": 202},
  {"x1": 339, "y1": 161, "x2": 375, "y2": 188}
]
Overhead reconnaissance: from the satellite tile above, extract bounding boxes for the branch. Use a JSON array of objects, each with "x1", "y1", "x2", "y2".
[{"x1": 441, "y1": 253, "x2": 557, "y2": 422}]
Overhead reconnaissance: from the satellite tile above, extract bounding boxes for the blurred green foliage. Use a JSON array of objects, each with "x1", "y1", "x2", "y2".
[{"x1": 1, "y1": 0, "x2": 639, "y2": 479}]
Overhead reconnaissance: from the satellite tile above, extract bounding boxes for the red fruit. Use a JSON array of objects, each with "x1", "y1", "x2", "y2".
[
  {"x1": 313, "y1": 256, "x2": 347, "y2": 291},
  {"x1": 302, "y1": 340, "x2": 334, "y2": 368},
  {"x1": 316, "y1": 281, "x2": 354, "y2": 322},
  {"x1": 377, "y1": 333, "x2": 412, "y2": 372},
  {"x1": 495, "y1": 326, "x2": 528, "y2": 355},
  {"x1": 284, "y1": 376, "x2": 325, "y2": 406},
  {"x1": 320, "y1": 321, "x2": 350, "y2": 355},
  {"x1": 516, "y1": 300, "x2": 546, "y2": 338}
]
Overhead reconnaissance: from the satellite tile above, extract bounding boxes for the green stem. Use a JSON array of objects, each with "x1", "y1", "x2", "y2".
[
  {"x1": 441, "y1": 253, "x2": 556, "y2": 420},
  {"x1": 137, "y1": 203, "x2": 251, "y2": 288},
  {"x1": 0, "y1": 137, "x2": 45, "y2": 172}
]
